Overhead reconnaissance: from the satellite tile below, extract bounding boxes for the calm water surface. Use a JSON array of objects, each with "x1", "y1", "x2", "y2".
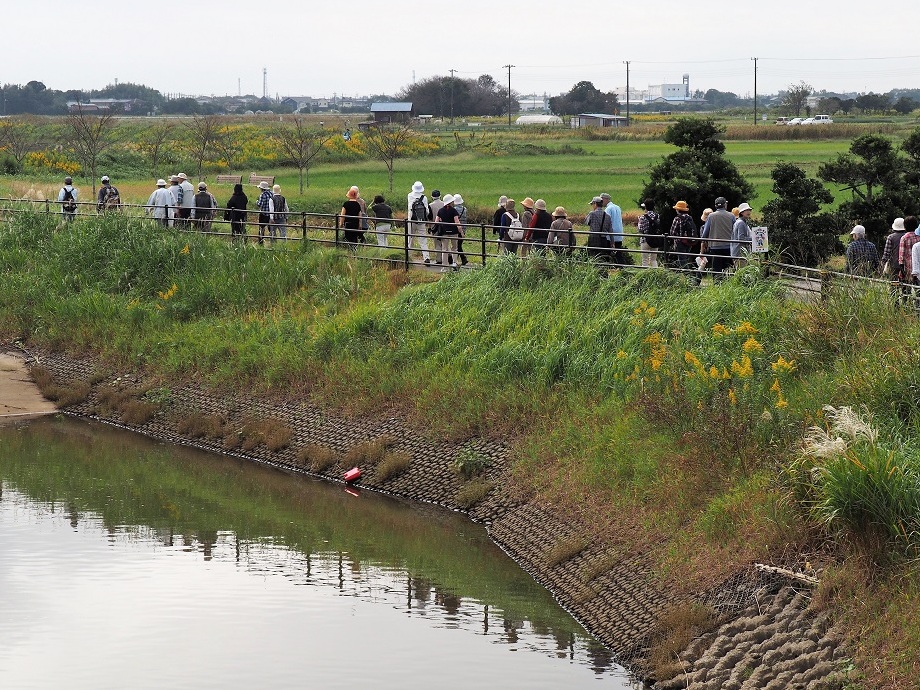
[{"x1": 0, "y1": 417, "x2": 638, "y2": 689}]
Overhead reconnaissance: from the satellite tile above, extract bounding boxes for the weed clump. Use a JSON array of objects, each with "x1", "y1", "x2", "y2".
[
  {"x1": 545, "y1": 537, "x2": 589, "y2": 568},
  {"x1": 453, "y1": 447, "x2": 490, "y2": 479},
  {"x1": 455, "y1": 479, "x2": 494, "y2": 509},
  {"x1": 343, "y1": 435, "x2": 396, "y2": 467},
  {"x1": 297, "y1": 443, "x2": 341, "y2": 473},
  {"x1": 376, "y1": 451, "x2": 411, "y2": 482},
  {"x1": 238, "y1": 416, "x2": 293, "y2": 452},
  {"x1": 120, "y1": 400, "x2": 159, "y2": 426},
  {"x1": 177, "y1": 412, "x2": 226, "y2": 439},
  {"x1": 647, "y1": 602, "x2": 718, "y2": 682}
]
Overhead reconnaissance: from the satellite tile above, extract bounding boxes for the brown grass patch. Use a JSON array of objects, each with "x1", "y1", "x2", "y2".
[
  {"x1": 29, "y1": 365, "x2": 54, "y2": 390},
  {"x1": 296, "y1": 443, "x2": 341, "y2": 472},
  {"x1": 375, "y1": 451, "x2": 411, "y2": 482},
  {"x1": 120, "y1": 400, "x2": 159, "y2": 426},
  {"x1": 177, "y1": 412, "x2": 226, "y2": 439},
  {"x1": 647, "y1": 602, "x2": 718, "y2": 683},
  {"x1": 545, "y1": 537, "x2": 590, "y2": 568},
  {"x1": 455, "y1": 479, "x2": 494, "y2": 509},
  {"x1": 581, "y1": 552, "x2": 620, "y2": 583},
  {"x1": 343, "y1": 435, "x2": 396, "y2": 467},
  {"x1": 238, "y1": 416, "x2": 293, "y2": 452}
]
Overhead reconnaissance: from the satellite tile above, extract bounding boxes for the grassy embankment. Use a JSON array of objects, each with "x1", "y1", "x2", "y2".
[{"x1": 1, "y1": 207, "x2": 919, "y2": 687}]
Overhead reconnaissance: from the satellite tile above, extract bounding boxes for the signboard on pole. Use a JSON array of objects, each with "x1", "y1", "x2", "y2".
[{"x1": 751, "y1": 226, "x2": 769, "y2": 253}]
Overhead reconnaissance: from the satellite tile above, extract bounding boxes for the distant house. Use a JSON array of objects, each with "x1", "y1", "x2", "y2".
[
  {"x1": 571, "y1": 113, "x2": 628, "y2": 128},
  {"x1": 370, "y1": 102, "x2": 414, "y2": 124},
  {"x1": 66, "y1": 98, "x2": 141, "y2": 114}
]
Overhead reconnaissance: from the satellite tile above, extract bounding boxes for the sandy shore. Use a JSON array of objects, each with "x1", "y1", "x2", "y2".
[{"x1": 0, "y1": 351, "x2": 58, "y2": 424}]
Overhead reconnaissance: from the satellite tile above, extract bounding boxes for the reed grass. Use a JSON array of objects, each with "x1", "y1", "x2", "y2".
[{"x1": 375, "y1": 450, "x2": 411, "y2": 482}]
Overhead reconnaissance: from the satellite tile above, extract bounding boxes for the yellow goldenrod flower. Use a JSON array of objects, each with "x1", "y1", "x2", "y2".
[
  {"x1": 742, "y1": 337, "x2": 764, "y2": 354},
  {"x1": 728, "y1": 388, "x2": 738, "y2": 405},
  {"x1": 617, "y1": 350, "x2": 628, "y2": 360},
  {"x1": 181, "y1": 244, "x2": 190, "y2": 255},
  {"x1": 771, "y1": 356, "x2": 797, "y2": 374},
  {"x1": 735, "y1": 321, "x2": 759, "y2": 335},
  {"x1": 712, "y1": 323, "x2": 729, "y2": 336}
]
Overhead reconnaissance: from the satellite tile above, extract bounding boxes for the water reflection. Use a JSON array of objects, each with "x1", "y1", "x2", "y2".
[{"x1": 0, "y1": 417, "x2": 638, "y2": 689}]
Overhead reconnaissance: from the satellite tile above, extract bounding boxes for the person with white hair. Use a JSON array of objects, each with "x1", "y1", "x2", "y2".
[
  {"x1": 845, "y1": 224, "x2": 879, "y2": 276},
  {"x1": 407, "y1": 181, "x2": 432, "y2": 263}
]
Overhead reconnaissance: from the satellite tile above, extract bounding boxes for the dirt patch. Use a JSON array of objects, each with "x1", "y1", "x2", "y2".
[{"x1": 0, "y1": 350, "x2": 58, "y2": 424}]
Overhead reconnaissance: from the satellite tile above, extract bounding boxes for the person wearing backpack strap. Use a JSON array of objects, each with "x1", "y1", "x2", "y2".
[
  {"x1": 57, "y1": 176, "x2": 79, "y2": 222},
  {"x1": 637, "y1": 198, "x2": 662, "y2": 268},
  {"x1": 501, "y1": 199, "x2": 524, "y2": 254},
  {"x1": 407, "y1": 181, "x2": 432, "y2": 264},
  {"x1": 270, "y1": 184, "x2": 290, "y2": 242},
  {"x1": 669, "y1": 200, "x2": 700, "y2": 281},
  {"x1": 96, "y1": 175, "x2": 121, "y2": 213},
  {"x1": 585, "y1": 196, "x2": 612, "y2": 262}
]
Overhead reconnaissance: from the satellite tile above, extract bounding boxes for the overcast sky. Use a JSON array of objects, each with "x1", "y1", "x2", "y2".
[{"x1": 7, "y1": 0, "x2": 919, "y2": 99}]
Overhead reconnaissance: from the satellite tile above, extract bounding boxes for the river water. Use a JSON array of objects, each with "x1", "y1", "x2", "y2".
[{"x1": 0, "y1": 416, "x2": 638, "y2": 689}]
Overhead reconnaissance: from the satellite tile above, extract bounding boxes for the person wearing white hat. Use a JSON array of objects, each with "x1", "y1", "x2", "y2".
[
  {"x1": 846, "y1": 224, "x2": 879, "y2": 276},
  {"x1": 407, "y1": 181, "x2": 432, "y2": 263},
  {"x1": 731, "y1": 202, "x2": 754, "y2": 264},
  {"x1": 167, "y1": 175, "x2": 183, "y2": 226},
  {"x1": 880, "y1": 217, "x2": 908, "y2": 279},
  {"x1": 451, "y1": 193, "x2": 469, "y2": 266},
  {"x1": 193, "y1": 182, "x2": 218, "y2": 232},
  {"x1": 434, "y1": 193, "x2": 462, "y2": 269},
  {"x1": 255, "y1": 180, "x2": 275, "y2": 245},
  {"x1": 145, "y1": 178, "x2": 174, "y2": 227},
  {"x1": 96, "y1": 175, "x2": 121, "y2": 213},
  {"x1": 270, "y1": 184, "x2": 290, "y2": 242},
  {"x1": 176, "y1": 173, "x2": 195, "y2": 225}
]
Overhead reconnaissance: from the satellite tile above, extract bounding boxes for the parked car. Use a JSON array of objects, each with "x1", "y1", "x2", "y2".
[
  {"x1": 813, "y1": 114, "x2": 834, "y2": 124},
  {"x1": 786, "y1": 117, "x2": 804, "y2": 125},
  {"x1": 801, "y1": 117, "x2": 817, "y2": 125},
  {"x1": 775, "y1": 117, "x2": 791, "y2": 125}
]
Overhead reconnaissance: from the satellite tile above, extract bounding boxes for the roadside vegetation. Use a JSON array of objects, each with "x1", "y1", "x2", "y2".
[{"x1": 1, "y1": 205, "x2": 919, "y2": 686}]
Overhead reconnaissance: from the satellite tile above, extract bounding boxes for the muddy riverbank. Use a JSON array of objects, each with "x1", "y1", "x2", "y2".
[{"x1": 3, "y1": 345, "x2": 849, "y2": 688}]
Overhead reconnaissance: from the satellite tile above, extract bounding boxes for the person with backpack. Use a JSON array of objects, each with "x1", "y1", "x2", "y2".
[
  {"x1": 427, "y1": 190, "x2": 445, "y2": 264},
  {"x1": 637, "y1": 198, "x2": 663, "y2": 268},
  {"x1": 407, "y1": 181, "x2": 432, "y2": 264},
  {"x1": 452, "y1": 193, "x2": 470, "y2": 266},
  {"x1": 528, "y1": 199, "x2": 553, "y2": 249},
  {"x1": 96, "y1": 175, "x2": 121, "y2": 213},
  {"x1": 270, "y1": 184, "x2": 290, "y2": 242},
  {"x1": 57, "y1": 176, "x2": 79, "y2": 222},
  {"x1": 500, "y1": 199, "x2": 524, "y2": 255},
  {"x1": 668, "y1": 200, "x2": 699, "y2": 278},
  {"x1": 435, "y1": 194, "x2": 462, "y2": 270},
  {"x1": 225, "y1": 183, "x2": 248, "y2": 243},
  {"x1": 585, "y1": 196, "x2": 612, "y2": 262}
]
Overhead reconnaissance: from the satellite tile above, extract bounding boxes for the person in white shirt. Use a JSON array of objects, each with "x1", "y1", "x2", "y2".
[
  {"x1": 57, "y1": 176, "x2": 79, "y2": 222},
  {"x1": 145, "y1": 179, "x2": 174, "y2": 227}
]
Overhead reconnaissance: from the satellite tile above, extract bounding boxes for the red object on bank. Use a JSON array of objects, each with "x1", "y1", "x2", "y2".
[{"x1": 344, "y1": 467, "x2": 361, "y2": 482}]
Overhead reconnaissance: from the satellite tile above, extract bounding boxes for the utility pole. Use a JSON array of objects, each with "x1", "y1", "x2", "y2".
[
  {"x1": 263, "y1": 67, "x2": 268, "y2": 100},
  {"x1": 503, "y1": 64, "x2": 514, "y2": 127},
  {"x1": 449, "y1": 68, "x2": 457, "y2": 124},
  {"x1": 752, "y1": 57, "x2": 758, "y2": 125},
  {"x1": 623, "y1": 60, "x2": 631, "y2": 126}
]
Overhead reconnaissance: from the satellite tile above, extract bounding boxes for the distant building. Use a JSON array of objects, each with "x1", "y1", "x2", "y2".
[
  {"x1": 516, "y1": 114, "x2": 563, "y2": 126},
  {"x1": 370, "y1": 102, "x2": 414, "y2": 124},
  {"x1": 518, "y1": 94, "x2": 550, "y2": 112},
  {"x1": 66, "y1": 98, "x2": 141, "y2": 114},
  {"x1": 571, "y1": 113, "x2": 628, "y2": 128},
  {"x1": 643, "y1": 75, "x2": 705, "y2": 105}
]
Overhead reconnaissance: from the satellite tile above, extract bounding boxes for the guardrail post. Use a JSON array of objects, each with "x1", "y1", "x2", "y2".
[
  {"x1": 334, "y1": 213, "x2": 340, "y2": 248},
  {"x1": 403, "y1": 219, "x2": 410, "y2": 271},
  {"x1": 301, "y1": 212, "x2": 307, "y2": 250}
]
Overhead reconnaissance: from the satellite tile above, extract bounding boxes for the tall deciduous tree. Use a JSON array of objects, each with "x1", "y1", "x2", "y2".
[
  {"x1": 782, "y1": 81, "x2": 813, "y2": 116},
  {"x1": 639, "y1": 118, "x2": 754, "y2": 234},
  {"x1": 361, "y1": 123, "x2": 414, "y2": 193},
  {"x1": 549, "y1": 81, "x2": 619, "y2": 116},
  {"x1": 65, "y1": 105, "x2": 120, "y2": 195},
  {"x1": 181, "y1": 114, "x2": 223, "y2": 179},
  {"x1": 273, "y1": 116, "x2": 334, "y2": 194},
  {"x1": 136, "y1": 120, "x2": 175, "y2": 176}
]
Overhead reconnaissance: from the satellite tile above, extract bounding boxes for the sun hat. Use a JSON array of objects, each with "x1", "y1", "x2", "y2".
[
  {"x1": 673, "y1": 200, "x2": 690, "y2": 212},
  {"x1": 198, "y1": 182, "x2": 208, "y2": 190},
  {"x1": 442, "y1": 194, "x2": 455, "y2": 204},
  {"x1": 506, "y1": 199, "x2": 516, "y2": 208},
  {"x1": 892, "y1": 217, "x2": 905, "y2": 231},
  {"x1": 701, "y1": 208, "x2": 713, "y2": 221},
  {"x1": 272, "y1": 184, "x2": 281, "y2": 193},
  {"x1": 600, "y1": 193, "x2": 611, "y2": 200},
  {"x1": 521, "y1": 197, "x2": 535, "y2": 209},
  {"x1": 64, "y1": 176, "x2": 73, "y2": 184},
  {"x1": 156, "y1": 179, "x2": 167, "y2": 187},
  {"x1": 177, "y1": 172, "x2": 189, "y2": 180},
  {"x1": 258, "y1": 180, "x2": 271, "y2": 190},
  {"x1": 101, "y1": 175, "x2": 110, "y2": 182},
  {"x1": 452, "y1": 194, "x2": 464, "y2": 206},
  {"x1": 552, "y1": 206, "x2": 567, "y2": 218},
  {"x1": 346, "y1": 187, "x2": 358, "y2": 200},
  {"x1": 850, "y1": 224, "x2": 866, "y2": 236},
  {"x1": 534, "y1": 199, "x2": 547, "y2": 211},
  {"x1": 498, "y1": 195, "x2": 508, "y2": 207},
  {"x1": 412, "y1": 181, "x2": 424, "y2": 193},
  {"x1": 591, "y1": 196, "x2": 603, "y2": 205},
  {"x1": 738, "y1": 202, "x2": 753, "y2": 213},
  {"x1": 170, "y1": 175, "x2": 179, "y2": 183}
]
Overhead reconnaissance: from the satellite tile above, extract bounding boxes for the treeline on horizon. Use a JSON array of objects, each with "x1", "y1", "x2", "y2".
[{"x1": 4, "y1": 77, "x2": 920, "y2": 118}]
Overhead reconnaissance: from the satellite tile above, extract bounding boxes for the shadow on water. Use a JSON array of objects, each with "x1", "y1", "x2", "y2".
[{"x1": 0, "y1": 416, "x2": 639, "y2": 689}]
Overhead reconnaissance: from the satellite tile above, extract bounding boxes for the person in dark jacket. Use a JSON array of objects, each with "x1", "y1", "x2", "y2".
[
  {"x1": 339, "y1": 186, "x2": 365, "y2": 245},
  {"x1": 528, "y1": 199, "x2": 553, "y2": 248},
  {"x1": 225, "y1": 183, "x2": 248, "y2": 243},
  {"x1": 493, "y1": 195, "x2": 509, "y2": 252},
  {"x1": 371, "y1": 194, "x2": 393, "y2": 247}
]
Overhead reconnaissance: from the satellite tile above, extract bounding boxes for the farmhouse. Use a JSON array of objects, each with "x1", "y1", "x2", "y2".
[
  {"x1": 370, "y1": 102, "x2": 414, "y2": 124},
  {"x1": 571, "y1": 113, "x2": 628, "y2": 128}
]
